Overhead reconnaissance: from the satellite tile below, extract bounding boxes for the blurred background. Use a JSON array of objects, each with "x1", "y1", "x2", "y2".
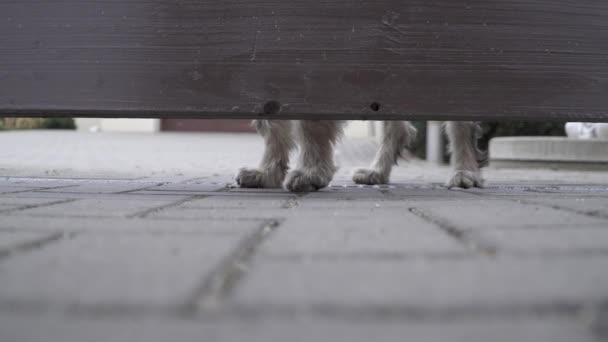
[{"x1": 0, "y1": 117, "x2": 567, "y2": 162}]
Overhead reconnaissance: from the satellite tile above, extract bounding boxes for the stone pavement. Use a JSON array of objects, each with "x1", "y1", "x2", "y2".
[{"x1": 0, "y1": 130, "x2": 607, "y2": 342}]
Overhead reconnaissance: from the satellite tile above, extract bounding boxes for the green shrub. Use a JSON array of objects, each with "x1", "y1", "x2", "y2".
[
  {"x1": 43, "y1": 118, "x2": 76, "y2": 129},
  {"x1": 0, "y1": 118, "x2": 76, "y2": 130}
]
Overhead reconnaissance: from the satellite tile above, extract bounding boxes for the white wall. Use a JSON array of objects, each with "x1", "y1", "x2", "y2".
[
  {"x1": 75, "y1": 118, "x2": 159, "y2": 133},
  {"x1": 100, "y1": 119, "x2": 160, "y2": 132},
  {"x1": 343, "y1": 121, "x2": 377, "y2": 139},
  {"x1": 74, "y1": 118, "x2": 103, "y2": 132},
  {"x1": 76, "y1": 118, "x2": 376, "y2": 139}
]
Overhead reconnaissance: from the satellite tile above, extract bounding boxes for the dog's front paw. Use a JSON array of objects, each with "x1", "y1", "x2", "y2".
[
  {"x1": 446, "y1": 170, "x2": 484, "y2": 189},
  {"x1": 235, "y1": 168, "x2": 265, "y2": 188},
  {"x1": 352, "y1": 168, "x2": 388, "y2": 185},
  {"x1": 237, "y1": 167, "x2": 285, "y2": 188},
  {"x1": 284, "y1": 169, "x2": 331, "y2": 192}
]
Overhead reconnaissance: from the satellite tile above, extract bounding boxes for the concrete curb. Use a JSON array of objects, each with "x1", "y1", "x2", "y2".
[{"x1": 489, "y1": 137, "x2": 608, "y2": 170}]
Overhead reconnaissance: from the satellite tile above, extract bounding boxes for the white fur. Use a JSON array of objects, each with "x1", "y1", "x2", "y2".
[{"x1": 238, "y1": 120, "x2": 486, "y2": 192}]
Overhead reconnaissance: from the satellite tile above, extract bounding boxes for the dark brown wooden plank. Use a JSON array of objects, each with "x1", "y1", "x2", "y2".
[{"x1": 1, "y1": 0, "x2": 607, "y2": 121}]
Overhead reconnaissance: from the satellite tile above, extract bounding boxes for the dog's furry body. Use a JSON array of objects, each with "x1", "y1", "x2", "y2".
[{"x1": 236, "y1": 120, "x2": 486, "y2": 191}]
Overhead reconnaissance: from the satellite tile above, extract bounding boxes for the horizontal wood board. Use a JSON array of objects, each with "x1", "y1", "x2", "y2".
[{"x1": 1, "y1": 0, "x2": 607, "y2": 121}]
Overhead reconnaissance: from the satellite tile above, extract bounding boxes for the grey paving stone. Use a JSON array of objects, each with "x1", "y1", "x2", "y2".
[
  {"x1": 410, "y1": 199, "x2": 608, "y2": 229},
  {"x1": 182, "y1": 196, "x2": 296, "y2": 209},
  {"x1": 151, "y1": 195, "x2": 437, "y2": 221},
  {"x1": 0, "y1": 231, "x2": 58, "y2": 252},
  {"x1": 145, "y1": 182, "x2": 228, "y2": 193},
  {"x1": 7, "y1": 191, "x2": 189, "y2": 202},
  {"x1": 0, "y1": 178, "x2": 80, "y2": 188},
  {"x1": 36, "y1": 181, "x2": 161, "y2": 194},
  {"x1": 1, "y1": 178, "x2": 164, "y2": 194},
  {"x1": 0, "y1": 197, "x2": 71, "y2": 207},
  {"x1": 295, "y1": 198, "x2": 426, "y2": 209},
  {"x1": 147, "y1": 195, "x2": 295, "y2": 220},
  {"x1": 0, "y1": 186, "x2": 40, "y2": 194},
  {"x1": 0, "y1": 313, "x2": 597, "y2": 342},
  {"x1": 259, "y1": 212, "x2": 466, "y2": 257},
  {"x1": 151, "y1": 203, "x2": 427, "y2": 221},
  {"x1": 474, "y1": 227, "x2": 608, "y2": 253},
  {"x1": 304, "y1": 187, "x2": 392, "y2": 200},
  {"x1": 233, "y1": 256, "x2": 608, "y2": 309},
  {"x1": 0, "y1": 232, "x2": 255, "y2": 307},
  {"x1": 386, "y1": 188, "x2": 483, "y2": 199},
  {"x1": 0, "y1": 215, "x2": 260, "y2": 234},
  {"x1": 5, "y1": 197, "x2": 191, "y2": 218},
  {"x1": 130, "y1": 189, "x2": 295, "y2": 197},
  {"x1": 0, "y1": 177, "x2": 133, "y2": 191},
  {"x1": 1, "y1": 132, "x2": 608, "y2": 341},
  {"x1": 522, "y1": 197, "x2": 608, "y2": 217},
  {"x1": 150, "y1": 208, "x2": 289, "y2": 221}
]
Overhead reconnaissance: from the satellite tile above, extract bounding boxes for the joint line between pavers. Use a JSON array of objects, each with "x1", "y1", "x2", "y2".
[
  {"x1": 178, "y1": 218, "x2": 282, "y2": 316},
  {"x1": 0, "y1": 184, "x2": 79, "y2": 195},
  {"x1": 408, "y1": 207, "x2": 498, "y2": 256},
  {"x1": 113, "y1": 182, "x2": 169, "y2": 194},
  {"x1": 514, "y1": 199, "x2": 608, "y2": 220},
  {"x1": 0, "y1": 198, "x2": 78, "y2": 215},
  {"x1": 221, "y1": 300, "x2": 592, "y2": 322},
  {"x1": 0, "y1": 296, "x2": 591, "y2": 322},
  {"x1": 125, "y1": 195, "x2": 206, "y2": 218},
  {"x1": 126, "y1": 185, "x2": 231, "y2": 218},
  {"x1": 0, "y1": 232, "x2": 75, "y2": 261}
]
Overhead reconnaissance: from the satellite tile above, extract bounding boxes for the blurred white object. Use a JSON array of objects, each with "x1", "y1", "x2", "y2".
[{"x1": 565, "y1": 122, "x2": 608, "y2": 140}]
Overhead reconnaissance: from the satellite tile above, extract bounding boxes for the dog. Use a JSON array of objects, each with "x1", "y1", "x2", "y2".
[{"x1": 236, "y1": 121, "x2": 487, "y2": 192}]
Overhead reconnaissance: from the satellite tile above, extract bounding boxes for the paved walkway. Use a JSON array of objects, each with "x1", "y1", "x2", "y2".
[{"x1": 0, "y1": 131, "x2": 607, "y2": 342}]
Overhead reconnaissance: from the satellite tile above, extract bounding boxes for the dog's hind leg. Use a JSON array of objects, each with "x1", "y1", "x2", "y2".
[
  {"x1": 445, "y1": 121, "x2": 487, "y2": 188},
  {"x1": 236, "y1": 120, "x2": 295, "y2": 188},
  {"x1": 352, "y1": 121, "x2": 417, "y2": 185}
]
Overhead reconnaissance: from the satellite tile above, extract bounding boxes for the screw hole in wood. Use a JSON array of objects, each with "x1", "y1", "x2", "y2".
[{"x1": 263, "y1": 100, "x2": 281, "y2": 115}]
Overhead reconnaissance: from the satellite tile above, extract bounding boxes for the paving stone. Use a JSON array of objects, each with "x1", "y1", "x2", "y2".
[
  {"x1": 1, "y1": 178, "x2": 163, "y2": 195},
  {"x1": 130, "y1": 189, "x2": 296, "y2": 197},
  {"x1": 474, "y1": 227, "x2": 608, "y2": 253},
  {"x1": 150, "y1": 203, "x2": 439, "y2": 221},
  {"x1": 522, "y1": 197, "x2": 608, "y2": 217},
  {"x1": 2, "y1": 132, "x2": 608, "y2": 341},
  {"x1": 0, "y1": 178, "x2": 81, "y2": 188},
  {"x1": 259, "y1": 212, "x2": 466, "y2": 257},
  {"x1": 150, "y1": 207, "x2": 290, "y2": 221},
  {"x1": 0, "y1": 231, "x2": 58, "y2": 252},
  {"x1": 145, "y1": 182, "x2": 228, "y2": 193},
  {"x1": 304, "y1": 187, "x2": 391, "y2": 200},
  {"x1": 5, "y1": 197, "x2": 190, "y2": 218},
  {"x1": 182, "y1": 196, "x2": 296, "y2": 209},
  {"x1": 0, "y1": 313, "x2": 597, "y2": 342},
  {"x1": 0, "y1": 232, "x2": 255, "y2": 307},
  {"x1": 464, "y1": 184, "x2": 608, "y2": 199},
  {"x1": 233, "y1": 256, "x2": 608, "y2": 309},
  {"x1": 37, "y1": 181, "x2": 161, "y2": 194},
  {"x1": 295, "y1": 198, "x2": 422, "y2": 209},
  {"x1": 0, "y1": 186, "x2": 40, "y2": 194},
  {"x1": 0, "y1": 216, "x2": 256, "y2": 234},
  {"x1": 410, "y1": 199, "x2": 608, "y2": 229},
  {"x1": 152, "y1": 195, "x2": 436, "y2": 221},
  {"x1": 7, "y1": 191, "x2": 189, "y2": 202},
  {"x1": 0, "y1": 197, "x2": 75, "y2": 212},
  {"x1": 147, "y1": 196, "x2": 294, "y2": 220}
]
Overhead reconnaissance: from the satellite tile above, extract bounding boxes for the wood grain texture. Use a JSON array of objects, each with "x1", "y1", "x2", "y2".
[{"x1": 1, "y1": 0, "x2": 607, "y2": 121}]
